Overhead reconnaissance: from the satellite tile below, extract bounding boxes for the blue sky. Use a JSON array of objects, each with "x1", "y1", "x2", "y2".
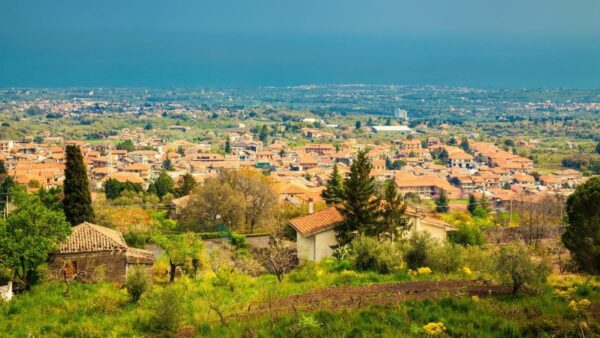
[{"x1": 1, "y1": 0, "x2": 599, "y2": 87}]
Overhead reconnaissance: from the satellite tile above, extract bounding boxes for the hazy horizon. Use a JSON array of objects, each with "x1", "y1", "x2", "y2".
[{"x1": 2, "y1": 0, "x2": 600, "y2": 88}]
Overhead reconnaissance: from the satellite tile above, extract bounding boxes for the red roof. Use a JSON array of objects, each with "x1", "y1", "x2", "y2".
[{"x1": 289, "y1": 206, "x2": 343, "y2": 236}]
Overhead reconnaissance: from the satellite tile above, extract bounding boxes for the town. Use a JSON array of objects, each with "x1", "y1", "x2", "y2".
[{"x1": 0, "y1": 86, "x2": 599, "y2": 336}]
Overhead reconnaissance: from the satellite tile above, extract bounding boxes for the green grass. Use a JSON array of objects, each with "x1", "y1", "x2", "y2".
[{"x1": 1, "y1": 267, "x2": 598, "y2": 337}]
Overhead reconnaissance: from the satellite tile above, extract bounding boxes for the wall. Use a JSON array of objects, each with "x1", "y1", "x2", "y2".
[
  {"x1": 296, "y1": 232, "x2": 315, "y2": 260},
  {"x1": 314, "y1": 229, "x2": 337, "y2": 261}
]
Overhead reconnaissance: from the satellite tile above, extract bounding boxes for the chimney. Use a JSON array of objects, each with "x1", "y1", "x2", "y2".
[{"x1": 308, "y1": 197, "x2": 314, "y2": 214}]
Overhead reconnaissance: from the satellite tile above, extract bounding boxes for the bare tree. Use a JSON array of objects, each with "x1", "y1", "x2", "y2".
[
  {"x1": 513, "y1": 193, "x2": 564, "y2": 246},
  {"x1": 257, "y1": 234, "x2": 298, "y2": 282}
]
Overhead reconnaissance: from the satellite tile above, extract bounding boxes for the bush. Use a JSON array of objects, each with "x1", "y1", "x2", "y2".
[
  {"x1": 447, "y1": 222, "x2": 485, "y2": 246},
  {"x1": 403, "y1": 232, "x2": 434, "y2": 270},
  {"x1": 229, "y1": 233, "x2": 247, "y2": 249},
  {"x1": 426, "y1": 243, "x2": 465, "y2": 274},
  {"x1": 141, "y1": 286, "x2": 184, "y2": 334},
  {"x1": 125, "y1": 267, "x2": 148, "y2": 303},
  {"x1": 348, "y1": 235, "x2": 402, "y2": 274},
  {"x1": 496, "y1": 242, "x2": 551, "y2": 294}
]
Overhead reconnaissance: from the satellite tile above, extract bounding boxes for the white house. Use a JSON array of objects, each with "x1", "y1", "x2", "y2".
[{"x1": 289, "y1": 204, "x2": 456, "y2": 261}]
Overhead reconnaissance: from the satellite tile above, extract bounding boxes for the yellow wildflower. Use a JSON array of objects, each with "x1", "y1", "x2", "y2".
[
  {"x1": 578, "y1": 299, "x2": 591, "y2": 307},
  {"x1": 569, "y1": 300, "x2": 578, "y2": 310},
  {"x1": 417, "y1": 267, "x2": 432, "y2": 275},
  {"x1": 471, "y1": 295, "x2": 480, "y2": 302},
  {"x1": 462, "y1": 267, "x2": 473, "y2": 275},
  {"x1": 423, "y1": 322, "x2": 446, "y2": 336}
]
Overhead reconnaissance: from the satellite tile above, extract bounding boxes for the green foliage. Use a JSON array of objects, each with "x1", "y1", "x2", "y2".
[
  {"x1": 467, "y1": 194, "x2": 477, "y2": 214},
  {"x1": 562, "y1": 176, "x2": 600, "y2": 274},
  {"x1": 103, "y1": 178, "x2": 142, "y2": 200},
  {"x1": 0, "y1": 176, "x2": 15, "y2": 214},
  {"x1": 153, "y1": 171, "x2": 175, "y2": 199},
  {"x1": 37, "y1": 187, "x2": 63, "y2": 211},
  {"x1": 348, "y1": 235, "x2": 402, "y2": 274},
  {"x1": 259, "y1": 125, "x2": 268, "y2": 143},
  {"x1": 496, "y1": 242, "x2": 551, "y2": 294},
  {"x1": 0, "y1": 190, "x2": 71, "y2": 287},
  {"x1": 140, "y1": 286, "x2": 184, "y2": 334},
  {"x1": 460, "y1": 138, "x2": 470, "y2": 152},
  {"x1": 162, "y1": 158, "x2": 174, "y2": 171},
  {"x1": 403, "y1": 232, "x2": 434, "y2": 270},
  {"x1": 63, "y1": 145, "x2": 94, "y2": 225},
  {"x1": 116, "y1": 139, "x2": 135, "y2": 152},
  {"x1": 229, "y1": 233, "x2": 247, "y2": 249},
  {"x1": 321, "y1": 164, "x2": 344, "y2": 205},
  {"x1": 435, "y1": 190, "x2": 449, "y2": 213},
  {"x1": 337, "y1": 150, "x2": 379, "y2": 245},
  {"x1": 448, "y1": 222, "x2": 485, "y2": 246},
  {"x1": 153, "y1": 233, "x2": 203, "y2": 282},
  {"x1": 176, "y1": 173, "x2": 197, "y2": 197},
  {"x1": 379, "y1": 178, "x2": 410, "y2": 240},
  {"x1": 125, "y1": 267, "x2": 148, "y2": 303}
]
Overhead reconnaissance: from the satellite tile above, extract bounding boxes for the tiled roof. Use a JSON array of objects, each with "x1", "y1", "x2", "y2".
[
  {"x1": 289, "y1": 206, "x2": 344, "y2": 236},
  {"x1": 58, "y1": 222, "x2": 128, "y2": 254}
]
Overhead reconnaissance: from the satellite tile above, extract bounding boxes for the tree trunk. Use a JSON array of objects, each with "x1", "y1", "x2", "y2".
[{"x1": 169, "y1": 261, "x2": 176, "y2": 283}]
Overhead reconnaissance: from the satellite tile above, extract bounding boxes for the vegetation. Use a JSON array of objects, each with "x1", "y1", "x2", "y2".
[
  {"x1": 321, "y1": 164, "x2": 344, "y2": 205},
  {"x1": 63, "y1": 145, "x2": 94, "y2": 225},
  {"x1": 562, "y1": 177, "x2": 600, "y2": 273}
]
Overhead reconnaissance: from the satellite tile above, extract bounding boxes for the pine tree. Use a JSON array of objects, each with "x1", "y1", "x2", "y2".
[
  {"x1": 259, "y1": 125, "x2": 268, "y2": 143},
  {"x1": 380, "y1": 179, "x2": 409, "y2": 241},
  {"x1": 63, "y1": 145, "x2": 94, "y2": 225},
  {"x1": 479, "y1": 194, "x2": 492, "y2": 214},
  {"x1": 460, "y1": 138, "x2": 470, "y2": 152},
  {"x1": 162, "y1": 158, "x2": 174, "y2": 171},
  {"x1": 467, "y1": 194, "x2": 477, "y2": 214},
  {"x1": 435, "y1": 190, "x2": 449, "y2": 213},
  {"x1": 321, "y1": 164, "x2": 344, "y2": 205},
  {"x1": 224, "y1": 139, "x2": 231, "y2": 153},
  {"x1": 336, "y1": 150, "x2": 379, "y2": 245}
]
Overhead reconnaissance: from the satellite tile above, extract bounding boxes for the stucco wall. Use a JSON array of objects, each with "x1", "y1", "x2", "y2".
[
  {"x1": 296, "y1": 232, "x2": 315, "y2": 260},
  {"x1": 314, "y1": 230, "x2": 337, "y2": 261}
]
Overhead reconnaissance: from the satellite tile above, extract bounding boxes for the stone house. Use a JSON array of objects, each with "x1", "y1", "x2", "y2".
[{"x1": 49, "y1": 222, "x2": 155, "y2": 283}]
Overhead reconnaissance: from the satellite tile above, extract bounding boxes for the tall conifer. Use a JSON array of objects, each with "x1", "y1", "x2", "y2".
[{"x1": 63, "y1": 145, "x2": 94, "y2": 225}]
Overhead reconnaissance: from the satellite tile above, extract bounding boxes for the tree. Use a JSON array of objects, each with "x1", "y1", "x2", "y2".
[
  {"x1": 0, "y1": 176, "x2": 15, "y2": 215},
  {"x1": 154, "y1": 172, "x2": 175, "y2": 199},
  {"x1": 162, "y1": 158, "x2": 174, "y2": 171},
  {"x1": 337, "y1": 150, "x2": 379, "y2": 245},
  {"x1": 438, "y1": 148, "x2": 449, "y2": 163},
  {"x1": 257, "y1": 234, "x2": 297, "y2": 282},
  {"x1": 37, "y1": 187, "x2": 63, "y2": 212},
  {"x1": 355, "y1": 121, "x2": 362, "y2": 130},
  {"x1": 467, "y1": 194, "x2": 477, "y2": 214},
  {"x1": 0, "y1": 190, "x2": 71, "y2": 288},
  {"x1": 224, "y1": 139, "x2": 231, "y2": 154},
  {"x1": 596, "y1": 142, "x2": 600, "y2": 155},
  {"x1": 116, "y1": 139, "x2": 135, "y2": 152},
  {"x1": 63, "y1": 145, "x2": 94, "y2": 225},
  {"x1": 562, "y1": 177, "x2": 600, "y2": 273},
  {"x1": 496, "y1": 242, "x2": 550, "y2": 294},
  {"x1": 435, "y1": 190, "x2": 449, "y2": 213},
  {"x1": 321, "y1": 164, "x2": 344, "y2": 205},
  {"x1": 259, "y1": 125, "x2": 268, "y2": 143},
  {"x1": 448, "y1": 136, "x2": 457, "y2": 146},
  {"x1": 153, "y1": 233, "x2": 203, "y2": 282},
  {"x1": 178, "y1": 177, "x2": 246, "y2": 232},
  {"x1": 379, "y1": 179, "x2": 409, "y2": 241},
  {"x1": 220, "y1": 168, "x2": 278, "y2": 232},
  {"x1": 479, "y1": 194, "x2": 492, "y2": 214},
  {"x1": 460, "y1": 138, "x2": 470, "y2": 152},
  {"x1": 176, "y1": 173, "x2": 197, "y2": 196},
  {"x1": 104, "y1": 178, "x2": 123, "y2": 200},
  {"x1": 0, "y1": 160, "x2": 6, "y2": 175},
  {"x1": 144, "y1": 122, "x2": 153, "y2": 130}
]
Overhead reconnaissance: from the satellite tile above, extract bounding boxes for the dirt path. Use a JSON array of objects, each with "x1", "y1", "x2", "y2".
[{"x1": 252, "y1": 280, "x2": 511, "y2": 316}]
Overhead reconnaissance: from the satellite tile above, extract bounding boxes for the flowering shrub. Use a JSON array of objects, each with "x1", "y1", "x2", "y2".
[{"x1": 423, "y1": 322, "x2": 446, "y2": 336}]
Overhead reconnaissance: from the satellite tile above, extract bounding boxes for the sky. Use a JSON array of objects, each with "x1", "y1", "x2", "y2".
[{"x1": 1, "y1": 0, "x2": 600, "y2": 88}]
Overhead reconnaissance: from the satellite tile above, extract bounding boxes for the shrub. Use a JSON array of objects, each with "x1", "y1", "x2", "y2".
[
  {"x1": 496, "y1": 242, "x2": 551, "y2": 294},
  {"x1": 447, "y1": 223, "x2": 485, "y2": 246},
  {"x1": 403, "y1": 232, "x2": 434, "y2": 270},
  {"x1": 229, "y1": 233, "x2": 247, "y2": 249},
  {"x1": 426, "y1": 243, "x2": 465, "y2": 274},
  {"x1": 125, "y1": 267, "x2": 148, "y2": 303},
  {"x1": 348, "y1": 235, "x2": 402, "y2": 274},
  {"x1": 142, "y1": 286, "x2": 184, "y2": 334}
]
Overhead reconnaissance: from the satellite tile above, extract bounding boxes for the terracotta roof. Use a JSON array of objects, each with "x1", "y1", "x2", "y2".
[
  {"x1": 289, "y1": 206, "x2": 344, "y2": 236},
  {"x1": 58, "y1": 222, "x2": 127, "y2": 254}
]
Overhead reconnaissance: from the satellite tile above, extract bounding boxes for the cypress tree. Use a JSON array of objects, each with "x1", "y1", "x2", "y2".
[
  {"x1": 435, "y1": 190, "x2": 450, "y2": 213},
  {"x1": 467, "y1": 194, "x2": 477, "y2": 214},
  {"x1": 380, "y1": 178, "x2": 409, "y2": 241},
  {"x1": 63, "y1": 145, "x2": 94, "y2": 225},
  {"x1": 321, "y1": 164, "x2": 344, "y2": 205},
  {"x1": 336, "y1": 150, "x2": 379, "y2": 246}
]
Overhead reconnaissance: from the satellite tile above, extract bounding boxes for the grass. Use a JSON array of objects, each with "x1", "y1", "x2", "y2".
[{"x1": 1, "y1": 263, "x2": 598, "y2": 337}]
